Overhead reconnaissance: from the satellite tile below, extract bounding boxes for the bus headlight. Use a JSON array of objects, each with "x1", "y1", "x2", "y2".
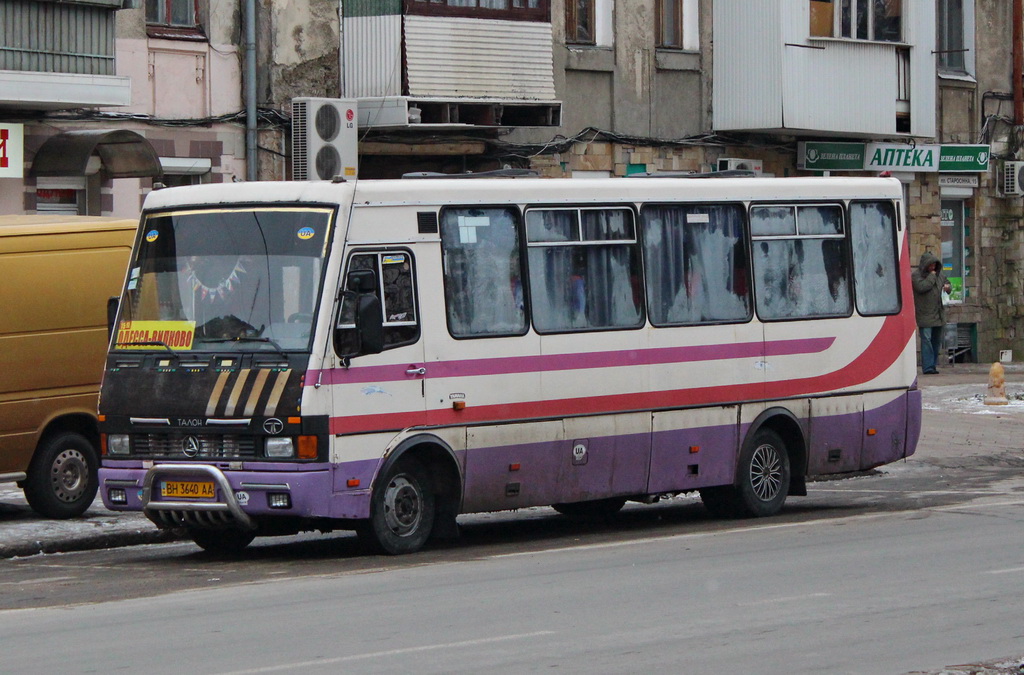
[
  {"x1": 265, "y1": 437, "x2": 296, "y2": 459},
  {"x1": 107, "y1": 434, "x2": 131, "y2": 455}
]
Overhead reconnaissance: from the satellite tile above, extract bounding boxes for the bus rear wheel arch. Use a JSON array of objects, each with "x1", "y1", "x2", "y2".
[{"x1": 700, "y1": 425, "x2": 794, "y2": 519}]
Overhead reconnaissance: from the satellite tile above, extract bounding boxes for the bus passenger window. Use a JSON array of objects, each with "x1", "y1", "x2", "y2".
[
  {"x1": 335, "y1": 251, "x2": 419, "y2": 354},
  {"x1": 751, "y1": 204, "x2": 851, "y2": 320},
  {"x1": 641, "y1": 204, "x2": 751, "y2": 325},
  {"x1": 526, "y1": 207, "x2": 643, "y2": 333},
  {"x1": 439, "y1": 207, "x2": 527, "y2": 338},
  {"x1": 850, "y1": 201, "x2": 900, "y2": 315}
]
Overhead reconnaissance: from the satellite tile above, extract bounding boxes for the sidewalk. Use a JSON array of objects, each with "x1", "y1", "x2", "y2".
[{"x1": 1, "y1": 363, "x2": 1022, "y2": 559}]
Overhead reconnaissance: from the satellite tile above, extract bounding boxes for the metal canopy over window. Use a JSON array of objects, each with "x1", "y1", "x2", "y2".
[{"x1": 29, "y1": 130, "x2": 162, "y2": 178}]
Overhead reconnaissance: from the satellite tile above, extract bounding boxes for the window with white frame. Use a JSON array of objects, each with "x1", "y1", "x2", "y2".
[
  {"x1": 809, "y1": 0, "x2": 902, "y2": 42},
  {"x1": 657, "y1": 0, "x2": 698, "y2": 50}
]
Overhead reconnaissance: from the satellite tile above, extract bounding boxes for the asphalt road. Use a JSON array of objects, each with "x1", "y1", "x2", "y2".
[{"x1": 0, "y1": 365, "x2": 1022, "y2": 674}]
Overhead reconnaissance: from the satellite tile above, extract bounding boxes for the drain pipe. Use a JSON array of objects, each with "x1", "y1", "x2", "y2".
[
  {"x1": 245, "y1": 0, "x2": 258, "y2": 181},
  {"x1": 1015, "y1": 0, "x2": 1023, "y2": 125}
]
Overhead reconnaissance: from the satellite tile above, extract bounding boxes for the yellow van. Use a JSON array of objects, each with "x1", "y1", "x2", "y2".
[{"x1": 0, "y1": 215, "x2": 136, "y2": 517}]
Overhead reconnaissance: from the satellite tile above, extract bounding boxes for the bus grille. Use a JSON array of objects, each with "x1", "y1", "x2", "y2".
[{"x1": 132, "y1": 434, "x2": 258, "y2": 460}]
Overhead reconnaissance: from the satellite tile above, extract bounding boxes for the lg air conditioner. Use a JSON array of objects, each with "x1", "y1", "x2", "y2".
[
  {"x1": 1001, "y1": 160, "x2": 1024, "y2": 197},
  {"x1": 291, "y1": 98, "x2": 358, "y2": 181},
  {"x1": 717, "y1": 157, "x2": 763, "y2": 175}
]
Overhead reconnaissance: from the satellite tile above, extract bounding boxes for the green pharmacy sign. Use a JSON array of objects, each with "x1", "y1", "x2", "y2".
[{"x1": 799, "y1": 142, "x2": 990, "y2": 173}]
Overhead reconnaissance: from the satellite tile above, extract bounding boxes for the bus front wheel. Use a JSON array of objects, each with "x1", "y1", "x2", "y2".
[
  {"x1": 700, "y1": 428, "x2": 790, "y2": 518},
  {"x1": 363, "y1": 457, "x2": 435, "y2": 555},
  {"x1": 189, "y1": 528, "x2": 256, "y2": 556},
  {"x1": 24, "y1": 432, "x2": 98, "y2": 519}
]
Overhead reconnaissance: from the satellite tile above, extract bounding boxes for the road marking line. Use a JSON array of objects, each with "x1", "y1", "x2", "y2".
[
  {"x1": 983, "y1": 566, "x2": 1024, "y2": 575},
  {"x1": 931, "y1": 499, "x2": 1024, "y2": 511},
  {"x1": 215, "y1": 631, "x2": 556, "y2": 674},
  {"x1": 493, "y1": 513, "x2": 894, "y2": 558},
  {"x1": 738, "y1": 592, "x2": 832, "y2": 607},
  {"x1": 813, "y1": 488, "x2": 1018, "y2": 496}
]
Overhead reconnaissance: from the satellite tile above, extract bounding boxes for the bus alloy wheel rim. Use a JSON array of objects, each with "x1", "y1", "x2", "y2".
[{"x1": 749, "y1": 443, "x2": 783, "y2": 502}]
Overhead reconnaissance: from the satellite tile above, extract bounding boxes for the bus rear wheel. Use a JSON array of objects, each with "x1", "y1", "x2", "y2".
[
  {"x1": 362, "y1": 457, "x2": 435, "y2": 555},
  {"x1": 24, "y1": 432, "x2": 98, "y2": 519},
  {"x1": 700, "y1": 428, "x2": 790, "y2": 518}
]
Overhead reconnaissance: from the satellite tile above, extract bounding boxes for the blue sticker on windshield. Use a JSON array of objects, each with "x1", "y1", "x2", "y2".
[
  {"x1": 297, "y1": 227, "x2": 315, "y2": 240},
  {"x1": 145, "y1": 229, "x2": 159, "y2": 243}
]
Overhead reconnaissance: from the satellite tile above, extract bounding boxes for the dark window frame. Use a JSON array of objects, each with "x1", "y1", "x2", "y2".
[
  {"x1": 656, "y1": 0, "x2": 685, "y2": 49},
  {"x1": 146, "y1": 0, "x2": 206, "y2": 41},
  {"x1": 406, "y1": 0, "x2": 550, "y2": 22},
  {"x1": 564, "y1": 0, "x2": 596, "y2": 45},
  {"x1": 849, "y1": 199, "x2": 903, "y2": 317}
]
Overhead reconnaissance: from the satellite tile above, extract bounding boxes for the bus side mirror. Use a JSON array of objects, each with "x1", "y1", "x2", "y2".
[
  {"x1": 107, "y1": 296, "x2": 119, "y2": 340},
  {"x1": 333, "y1": 270, "x2": 383, "y2": 358}
]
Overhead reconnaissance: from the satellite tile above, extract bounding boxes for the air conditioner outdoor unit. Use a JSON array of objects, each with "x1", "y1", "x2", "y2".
[
  {"x1": 1001, "y1": 160, "x2": 1024, "y2": 196},
  {"x1": 291, "y1": 97, "x2": 358, "y2": 181},
  {"x1": 717, "y1": 157, "x2": 763, "y2": 174}
]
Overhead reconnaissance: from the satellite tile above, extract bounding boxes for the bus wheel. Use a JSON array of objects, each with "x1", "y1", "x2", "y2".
[
  {"x1": 363, "y1": 457, "x2": 435, "y2": 555},
  {"x1": 552, "y1": 497, "x2": 626, "y2": 518},
  {"x1": 701, "y1": 428, "x2": 790, "y2": 518},
  {"x1": 189, "y1": 528, "x2": 256, "y2": 556},
  {"x1": 24, "y1": 432, "x2": 98, "y2": 519}
]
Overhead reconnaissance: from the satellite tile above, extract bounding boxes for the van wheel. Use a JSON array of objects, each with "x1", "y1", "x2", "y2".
[
  {"x1": 362, "y1": 457, "x2": 435, "y2": 555},
  {"x1": 189, "y1": 528, "x2": 256, "y2": 556},
  {"x1": 24, "y1": 432, "x2": 98, "y2": 519},
  {"x1": 700, "y1": 428, "x2": 790, "y2": 519}
]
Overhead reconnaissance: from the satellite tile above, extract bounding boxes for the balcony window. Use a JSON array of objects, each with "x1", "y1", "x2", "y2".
[
  {"x1": 809, "y1": 0, "x2": 901, "y2": 42},
  {"x1": 146, "y1": 0, "x2": 197, "y2": 27},
  {"x1": 937, "y1": 0, "x2": 967, "y2": 73},
  {"x1": 406, "y1": 0, "x2": 549, "y2": 21}
]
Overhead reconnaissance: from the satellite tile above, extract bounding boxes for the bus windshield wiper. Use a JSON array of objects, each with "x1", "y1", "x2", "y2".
[
  {"x1": 114, "y1": 340, "x2": 177, "y2": 355},
  {"x1": 201, "y1": 336, "x2": 287, "y2": 355}
]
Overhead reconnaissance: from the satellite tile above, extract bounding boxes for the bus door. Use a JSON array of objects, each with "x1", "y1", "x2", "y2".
[{"x1": 331, "y1": 249, "x2": 427, "y2": 442}]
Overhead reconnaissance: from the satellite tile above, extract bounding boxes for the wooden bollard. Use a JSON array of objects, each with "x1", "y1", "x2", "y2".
[{"x1": 984, "y1": 362, "x2": 1009, "y2": 406}]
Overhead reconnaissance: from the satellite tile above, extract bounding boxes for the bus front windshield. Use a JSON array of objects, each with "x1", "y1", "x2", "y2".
[{"x1": 114, "y1": 207, "x2": 332, "y2": 353}]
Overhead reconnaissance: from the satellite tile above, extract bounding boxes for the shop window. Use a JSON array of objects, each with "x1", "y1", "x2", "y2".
[
  {"x1": 941, "y1": 199, "x2": 966, "y2": 302},
  {"x1": 809, "y1": 0, "x2": 901, "y2": 42}
]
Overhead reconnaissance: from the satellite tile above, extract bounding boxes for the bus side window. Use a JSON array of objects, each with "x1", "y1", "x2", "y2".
[
  {"x1": 849, "y1": 201, "x2": 900, "y2": 315},
  {"x1": 439, "y1": 207, "x2": 527, "y2": 338},
  {"x1": 751, "y1": 204, "x2": 851, "y2": 320},
  {"x1": 334, "y1": 251, "x2": 420, "y2": 357}
]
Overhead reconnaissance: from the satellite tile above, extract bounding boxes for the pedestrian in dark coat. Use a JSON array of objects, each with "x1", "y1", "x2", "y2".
[{"x1": 911, "y1": 251, "x2": 951, "y2": 374}]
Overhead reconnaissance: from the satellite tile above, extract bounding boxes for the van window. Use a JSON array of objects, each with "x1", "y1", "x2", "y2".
[
  {"x1": 850, "y1": 200, "x2": 900, "y2": 315},
  {"x1": 337, "y1": 251, "x2": 419, "y2": 352}
]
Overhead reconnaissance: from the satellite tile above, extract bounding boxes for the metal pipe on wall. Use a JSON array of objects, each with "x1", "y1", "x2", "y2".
[
  {"x1": 245, "y1": 0, "x2": 257, "y2": 181},
  {"x1": 1014, "y1": 0, "x2": 1023, "y2": 124}
]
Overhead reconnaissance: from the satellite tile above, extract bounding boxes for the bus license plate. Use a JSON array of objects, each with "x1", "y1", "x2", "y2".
[{"x1": 162, "y1": 481, "x2": 215, "y2": 499}]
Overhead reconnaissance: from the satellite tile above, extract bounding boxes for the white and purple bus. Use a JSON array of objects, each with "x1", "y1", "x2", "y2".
[{"x1": 98, "y1": 174, "x2": 921, "y2": 554}]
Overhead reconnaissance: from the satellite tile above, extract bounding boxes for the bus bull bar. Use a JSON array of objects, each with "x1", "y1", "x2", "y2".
[{"x1": 141, "y1": 464, "x2": 255, "y2": 531}]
